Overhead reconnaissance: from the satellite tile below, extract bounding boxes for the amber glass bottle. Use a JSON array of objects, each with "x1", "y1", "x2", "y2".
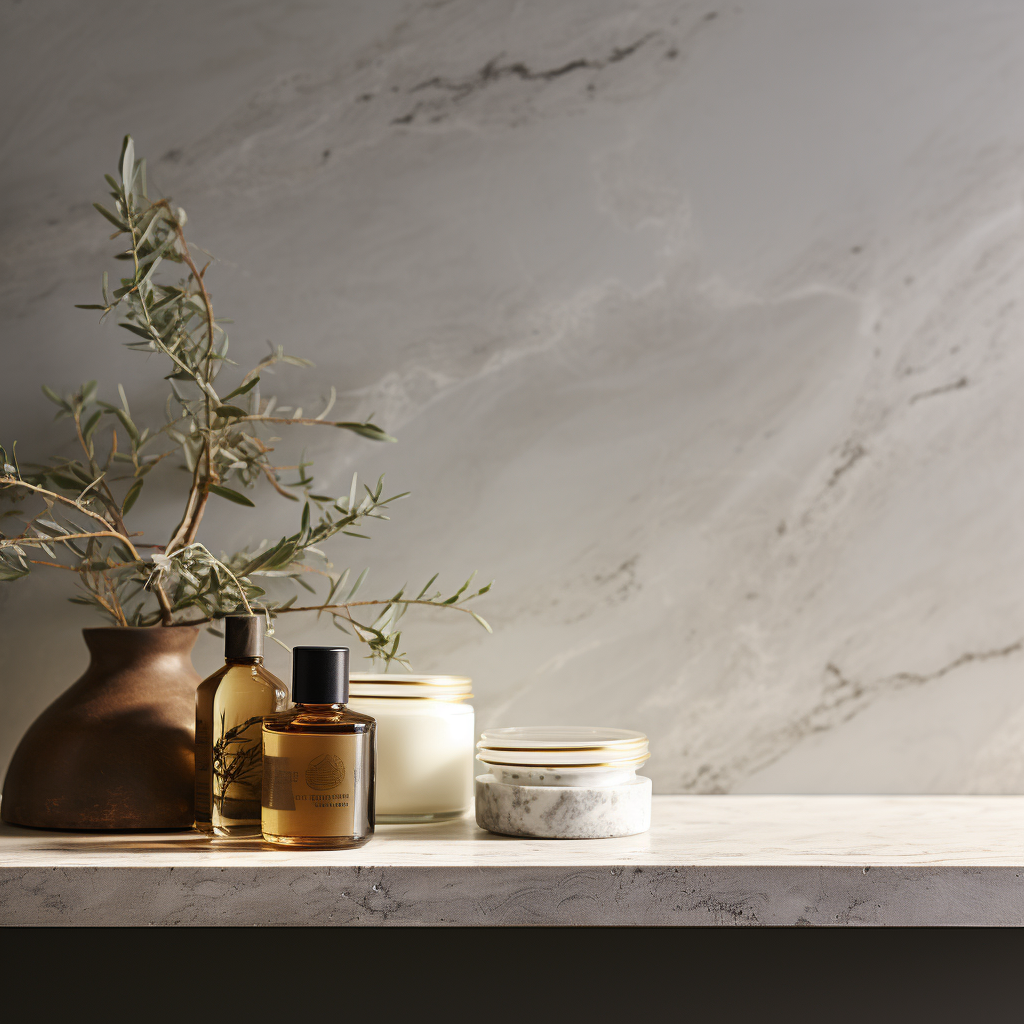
[
  {"x1": 195, "y1": 616, "x2": 288, "y2": 837},
  {"x1": 262, "y1": 646, "x2": 376, "y2": 850}
]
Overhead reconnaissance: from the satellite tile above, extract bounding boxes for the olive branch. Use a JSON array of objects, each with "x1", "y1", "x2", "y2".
[{"x1": 0, "y1": 136, "x2": 491, "y2": 667}]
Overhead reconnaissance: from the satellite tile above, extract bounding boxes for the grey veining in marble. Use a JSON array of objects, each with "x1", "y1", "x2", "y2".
[
  {"x1": 475, "y1": 774, "x2": 652, "y2": 838},
  {"x1": 3, "y1": 797, "x2": 1024, "y2": 926},
  {"x1": 3, "y1": 2, "x2": 1024, "y2": 794}
]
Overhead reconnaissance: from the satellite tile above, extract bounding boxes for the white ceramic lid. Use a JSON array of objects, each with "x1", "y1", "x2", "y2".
[
  {"x1": 476, "y1": 726, "x2": 649, "y2": 767},
  {"x1": 477, "y1": 726, "x2": 647, "y2": 750},
  {"x1": 477, "y1": 759, "x2": 650, "y2": 777},
  {"x1": 476, "y1": 749, "x2": 651, "y2": 768}
]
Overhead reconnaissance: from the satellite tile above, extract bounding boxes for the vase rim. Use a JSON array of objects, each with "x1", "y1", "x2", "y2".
[{"x1": 82, "y1": 624, "x2": 200, "y2": 633}]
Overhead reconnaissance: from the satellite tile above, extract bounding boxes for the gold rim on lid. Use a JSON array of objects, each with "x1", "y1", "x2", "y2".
[
  {"x1": 349, "y1": 673, "x2": 473, "y2": 701},
  {"x1": 350, "y1": 673, "x2": 472, "y2": 687},
  {"x1": 477, "y1": 726, "x2": 647, "y2": 750},
  {"x1": 476, "y1": 749, "x2": 649, "y2": 767},
  {"x1": 476, "y1": 754, "x2": 651, "y2": 771},
  {"x1": 476, "y1": 726, "x2": 649, "y2": 768}
]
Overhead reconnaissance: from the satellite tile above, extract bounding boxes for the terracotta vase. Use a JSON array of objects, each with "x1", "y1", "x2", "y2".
[{"x1": 1, "y1": 626, "x2": 199, "y2": 830}]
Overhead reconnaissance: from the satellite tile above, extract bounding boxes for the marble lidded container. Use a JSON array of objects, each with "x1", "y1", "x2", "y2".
[{"x1": 475, "y1": 727, "x2": 652, "y2": 839}]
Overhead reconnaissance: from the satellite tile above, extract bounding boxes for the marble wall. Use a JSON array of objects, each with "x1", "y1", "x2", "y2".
[{"x1": 2, "y1": 0, "x2": 1023, "y2": 793}]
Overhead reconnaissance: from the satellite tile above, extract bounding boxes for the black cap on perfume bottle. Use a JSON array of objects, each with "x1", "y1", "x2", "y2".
[
  {"x1": 292, "y1": 646, "x2": 349, "y2": 704},
  {"x1": 224, "y1": 615, "x2": 263, "y2": 660}
]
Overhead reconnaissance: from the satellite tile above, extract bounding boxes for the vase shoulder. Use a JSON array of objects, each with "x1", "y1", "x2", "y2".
[{"x1": 1, "y1": 626, "x2": 202, "y2": 830}]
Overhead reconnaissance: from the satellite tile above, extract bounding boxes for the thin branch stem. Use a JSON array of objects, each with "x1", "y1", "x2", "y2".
[
  {"x1": 87, "y1": 582, "x2": 125, "y2": 625},
  {"x1": 27, "y1": 559, "x2": 85, "y2": 572},
  {"x1": 0, "y1": 477, "x2": 141, "y2": 559},
  {"x1": 2, "y1": 530, "x2": 138, "y2": 549},
  {"x1": 167, "y1": 205, "x2": 217, "y2": 552},
  {"x1": 166, "y1": 597, "x2": 481, "y2": 627},
  {"x1": 165, "y1": 453, "x2": 203, "y2": 555},
  {"x1": 260, "y1": 462, "x2": 297, "y2": 500},
  {"x1": 28, "y1": 558, "x2": 137, "y2": 573},
  {"x1": 153, "y1": 581, "x2": 175, "y2": 625},
  {"x1": 100, "y1": 571, "x2": 128, "y2": 626},
  {"x1": 74, "y1": 384, "x2": 173, "y2": 622}
]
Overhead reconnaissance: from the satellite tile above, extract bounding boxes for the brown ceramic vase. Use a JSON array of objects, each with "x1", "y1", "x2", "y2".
[{"x1": 1, "y1": 625, "x2": 199, "y2": 830}]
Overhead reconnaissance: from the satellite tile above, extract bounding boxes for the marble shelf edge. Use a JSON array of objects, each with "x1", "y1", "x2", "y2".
[
  {"x1": 3, "y1": 796, "x2": 1024, "y2": 926},
  {"x1": 2, "y1": 863, "x2": 1023, "y2": 926}
]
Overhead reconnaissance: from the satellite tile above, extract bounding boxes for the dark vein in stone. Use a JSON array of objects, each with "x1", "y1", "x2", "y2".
[
  {"x1": 393, "y1": 33, "x2": 658, "y2": 124},
  {"x1": 909, "y1": 376, "x2": 969, "y2": 404},
  {"x1": 680, "y1": 638, "x2": 1024, "y2": 793},
  {"x1": 783, "y1": 638, "x2": 1024, "y2": 760},
  {"x1": 826, "y1": 442, "x2": 867, "y2": 489}
]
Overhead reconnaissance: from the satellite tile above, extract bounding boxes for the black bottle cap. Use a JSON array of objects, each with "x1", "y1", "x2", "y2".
[
  {"x1": 224, "y1": 615, "x2": 263, "y2": 660},
  {"x1": 292, "y1": 646, "x2": 349, "y2": 704}
]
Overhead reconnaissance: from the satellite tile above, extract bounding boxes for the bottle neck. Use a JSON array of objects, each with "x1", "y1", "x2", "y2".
[
  {"x1": 226, "y1": 657, "x2": 263, "y2": 666},
  {"x1": 295, "y1": 701, "x2": 347, "y2": 710}
]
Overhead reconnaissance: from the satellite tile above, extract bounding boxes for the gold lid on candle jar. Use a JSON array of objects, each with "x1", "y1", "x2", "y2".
[{"x1": 349, "y1": 673, "x2": 473, "y2": 701}]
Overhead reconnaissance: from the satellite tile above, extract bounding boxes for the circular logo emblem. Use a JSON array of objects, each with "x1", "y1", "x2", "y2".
[{"x1": 305, "y1": 753, "x2": 345, "y2": 791}]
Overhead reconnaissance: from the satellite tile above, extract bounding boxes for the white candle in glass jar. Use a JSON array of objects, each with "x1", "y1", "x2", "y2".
[{"x1": 348, "y1": 675, "x2": 474, "y2": 823}]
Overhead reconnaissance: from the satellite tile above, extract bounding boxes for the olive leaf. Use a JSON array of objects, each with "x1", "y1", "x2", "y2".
[
  {"x1": 208, "y1": 485, "x2": 255, "y2": 507},
  {"x1": 121, "y1": 479, "x2": 144, "y2": 515}
]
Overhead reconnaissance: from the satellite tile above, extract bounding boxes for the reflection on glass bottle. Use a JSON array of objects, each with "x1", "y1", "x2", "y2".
[{"x1": 195, "y1": 616, "x2": 288, "y2": 837}]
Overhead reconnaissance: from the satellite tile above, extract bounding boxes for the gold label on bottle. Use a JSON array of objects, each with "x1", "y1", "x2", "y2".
[{"x1": 262, "y1": 732, "x2": 370, "y2": 838}]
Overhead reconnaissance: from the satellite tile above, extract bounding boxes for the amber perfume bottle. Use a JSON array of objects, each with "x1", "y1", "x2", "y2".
[
  {"x1": 195, "y1": 616, "x2": 288, "y2": 837},
  {"x1": 261, "y1": 646, "x2": 376, "y2": 850}
]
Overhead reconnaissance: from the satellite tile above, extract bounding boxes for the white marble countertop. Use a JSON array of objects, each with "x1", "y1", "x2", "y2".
[{"x1": 3, "y1": 796, "x2": 1023, "y2": 926}]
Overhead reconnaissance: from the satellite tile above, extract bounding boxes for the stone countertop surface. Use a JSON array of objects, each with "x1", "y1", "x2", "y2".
[{"x1": 2, "y1": 796, "x2": 1023, "y2": 926}]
